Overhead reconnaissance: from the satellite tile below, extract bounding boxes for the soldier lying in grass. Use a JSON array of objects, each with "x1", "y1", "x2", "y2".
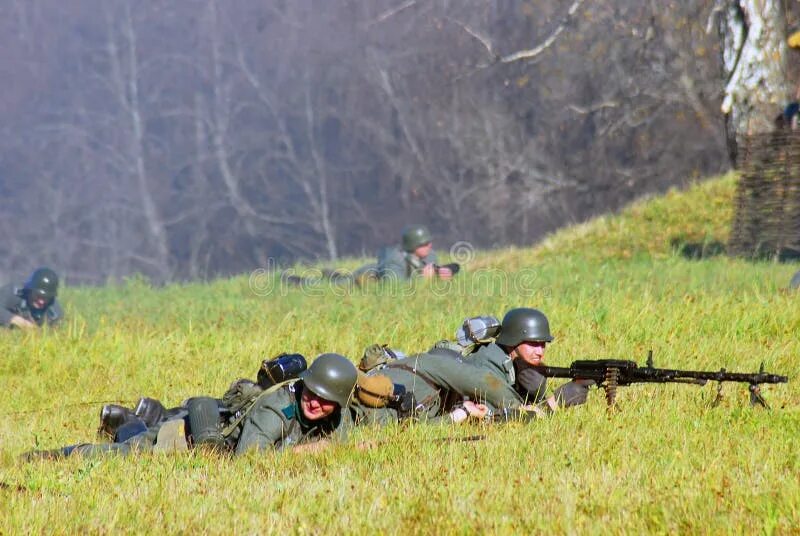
[
  {"x1": 351, "y1": 308, "x2": 591, "y2": 426},
  {"x1": 22, "y1": 354, "x2": 359, "y2": 460},
  {"x1": 287, "y1": 224, "x2": 458, "y2": 287}
]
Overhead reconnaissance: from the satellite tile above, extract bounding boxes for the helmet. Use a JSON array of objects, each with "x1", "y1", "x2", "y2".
[
  {"x1": 401, "y1": 225, "x2": 433, "y2": 252},
  {"x1": 495, "y1": 308, "x2": 554, "y2": 346},
  {"x1": 23, "y1": 267, "x2": 59, "y2": 307},
  {"x1": 299, "y1": 353, "x2": 357, "y2": 406}
]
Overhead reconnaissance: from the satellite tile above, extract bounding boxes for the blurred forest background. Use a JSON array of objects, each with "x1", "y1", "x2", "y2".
[{"x1": 0, "y1": 0, "x2": 795, "y2": 283}]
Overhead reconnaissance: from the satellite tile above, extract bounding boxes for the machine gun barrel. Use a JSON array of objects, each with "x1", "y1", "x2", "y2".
[
  {"x1": 532, "y1": 359, "x2": 787, "y2": 385},
  {"x1": 530, "y1": 356, "x2": 788, "y2": 408}
]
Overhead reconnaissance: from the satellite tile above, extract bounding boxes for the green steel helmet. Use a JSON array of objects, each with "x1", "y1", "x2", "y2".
[
  {"x1": 495, "y1": 308, "x2": 554, "y2": 346},
  {"x1": 299, "y1": 353, "x2": 358, "y2": 406},
  {"x1": 23, "y1": 267, "x2": 59, "y2": 307},
  {"x1": 401, "y1": 225, "x2": 433, "y2": 252}
]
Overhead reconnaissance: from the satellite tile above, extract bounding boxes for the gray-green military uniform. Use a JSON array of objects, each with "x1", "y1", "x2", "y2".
[
  {"x1": 352, "y1": 346, "x2": 523, "y2": 425},
  {"x1": 22, "y1": 354, "x2": 358, "y2": 460},
  {"x1": 0, "y1": 283, "x2": 63, "y2": 328},
  {"x1": 354, "y1": 224, "x2": 439, "y2": 282},
  {"x1": 378, "y1": 246, "x2": 438, "y2": 280},
  {"x1": 22, "y1": 381, "x2": 352, "y2": 459},
  {"x1": 352, "y1": 246, "x2": 438, "y2": 282}
]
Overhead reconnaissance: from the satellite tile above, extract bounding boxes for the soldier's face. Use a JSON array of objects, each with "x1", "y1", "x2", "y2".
[
  {"x1": 28, "y1": 295, "x2": 49, "y2": 310},
  {"x1": 512, "y1": 341, "x2": 546, "y2": 366},
  {"x1": 414, "y1": 242, "x2": 433, "y2": 258},
  {"x1": 300, "y1": 387, "x2": 338, "y2": 420}
]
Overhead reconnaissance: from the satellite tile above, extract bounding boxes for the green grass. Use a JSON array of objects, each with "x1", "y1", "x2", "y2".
[{"x1": 1, "y1": 172, "x2": 799, "y2": 533}]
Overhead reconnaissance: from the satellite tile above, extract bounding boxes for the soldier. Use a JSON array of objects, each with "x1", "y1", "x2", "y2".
[
  {"x1": 234, "y1": 353, "x2": 357, "y2": 453},
  {"x1": 0, "y1": 267, "x2": 63, "y2": 329},
  {"x1": 351, "y1": 343, "x2": 526, "y2": 426},
  {"x1": 22, "y1": 353, "x2": 358, "y2": 459},
  {"x1": 465, "y1": 308, "x2": 592, "y2": 410},
  {"x1": 790, "y1": 270, "x2": 800, "y2": 290},
  {"x1": 372, "y1": 224, "x2": 455, "y2": 281},
  {"x1": 286, "y1": 224, "x2": 457, "y2": 287}
]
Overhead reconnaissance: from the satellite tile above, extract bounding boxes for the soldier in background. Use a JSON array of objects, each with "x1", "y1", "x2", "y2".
[
  {"x1": 288, "y1": 224, "x2": 457, "y2": 287},
  {"x1": 0, "y1": 267, "x2": 63, "y2": 329},
  {"x1": 370, "y1": 224, "x2": 455, "y2": 281},
  {"x1": 789, "y1": 270, "x2": 800, "y2": 290}
]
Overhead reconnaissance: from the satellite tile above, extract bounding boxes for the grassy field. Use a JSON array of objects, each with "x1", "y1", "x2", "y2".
[{"x1": 1, "y1": 172, "x2": 799, "y2": 533}]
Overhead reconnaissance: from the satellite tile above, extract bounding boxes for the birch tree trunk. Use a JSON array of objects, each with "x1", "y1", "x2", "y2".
[{"x1": 720, "y1": 0, "x2": 790, "y2": 164}]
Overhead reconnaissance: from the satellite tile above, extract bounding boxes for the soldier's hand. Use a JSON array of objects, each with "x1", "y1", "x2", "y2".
[
  {"x1": 421, "y1": 264, "x2": 436, "y2": 278},
  {"x1": 462, "y1": 400, "x2": 489, "y2": 419},
  {"x1": 10, "y1": 315, "x2": 36, "y2": 329},
  {"x1": 436, "y1": 266, "x2": 453, "y2": 280}
]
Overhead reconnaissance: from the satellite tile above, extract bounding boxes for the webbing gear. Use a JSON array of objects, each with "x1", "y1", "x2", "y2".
[
  {"x1": 384, "y1": 361, "x2": 441, "y2": 417},
  {"x1": 220, "y1": 380, "x2": 297, "y2": 438},
  {"x1": 359, "y1": 344, "x2": 398, "y2": 372}
]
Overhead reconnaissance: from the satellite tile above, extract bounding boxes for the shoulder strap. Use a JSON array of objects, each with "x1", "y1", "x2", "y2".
[{"x1": 221, "y1": 380, "x2": 297, "y2": 438}]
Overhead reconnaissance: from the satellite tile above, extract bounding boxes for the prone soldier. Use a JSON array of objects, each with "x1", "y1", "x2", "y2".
[
  {"x1": 22, "y1": 353, "x2": 358, "y2": 459},
  {"x1": 287, "y1": 224, "x2": 458, "y2": 287},
  {"x1": 0, "y1": 267, "x2": 63, "y2": 329},
  {"x1": 369, "y1": 224, "x2": 456, "y2": 281},
  {"x1": 354, "y1": 307, "x2": 591, "y2": 425},
  {"x1": 351, "y1": 341, "x2": 527, "y2": 426}
]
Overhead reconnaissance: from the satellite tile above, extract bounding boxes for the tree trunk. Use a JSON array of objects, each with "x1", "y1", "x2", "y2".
[{"x1": 720, "y1": 0, "x2": 790, "y2": 165}]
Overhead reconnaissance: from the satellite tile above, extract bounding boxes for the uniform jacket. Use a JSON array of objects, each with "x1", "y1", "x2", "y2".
[{"x1": 235, "y1": 382, "x2": 351, "y2": 454}]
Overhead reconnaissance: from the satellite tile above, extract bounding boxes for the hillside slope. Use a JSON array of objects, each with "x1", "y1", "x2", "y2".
[
  {"x1": 1, "y1": 172, "x2": 797, "y2": 534},
  {"x1": 472, "y1": 172, "x2": 737, "y2": 270}
]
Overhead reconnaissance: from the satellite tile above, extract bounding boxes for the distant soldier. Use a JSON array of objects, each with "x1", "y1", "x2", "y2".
[
  {"x1": 288, "y1": 225, "x2": 458, "y2": 287},
  {"x1": 370, "y1": 224, "x2": 455, "y2": 281},
  {"x1": 0, "y1": 267, "x2": 63, "y2": 329},
  {"x1": 22, "y1": 353, "x2": 358, "y2": 460},
  {"x1": 790, "y1": 270, "x2": 800, "y2": 290}
]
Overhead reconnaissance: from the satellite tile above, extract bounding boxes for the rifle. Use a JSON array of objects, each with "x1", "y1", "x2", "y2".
[
  {"x1": 433, "y1": 263, "x2": 461, "y2": 276},
  {"x1": 531, "y1": 351, "x2": 788, "y2": 409}
]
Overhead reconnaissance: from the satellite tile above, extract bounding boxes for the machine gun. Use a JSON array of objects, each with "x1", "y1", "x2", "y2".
[{"x1": 531, "y1": 351, "x2": 788, "y2": 409}]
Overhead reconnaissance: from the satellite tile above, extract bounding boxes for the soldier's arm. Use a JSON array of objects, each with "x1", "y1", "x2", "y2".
[
  {"x1": 291, "y1": 439, "x2": 333, "y2": 454},
  {"x1": 380, "y1": 256, "x2": 407, "y2": 280},
  {"x1": 234, "y1": 404, "x2": 286, "y2": 455},
  {"x1": 414, "y1": 354, "x2": 524, "y2": 409},
  {"x1": 9, "y1": 314, "x2": 36, "y2": 329},
  {"x1": 0, "y1": 307, "x2": 17, "y2": 328}
]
